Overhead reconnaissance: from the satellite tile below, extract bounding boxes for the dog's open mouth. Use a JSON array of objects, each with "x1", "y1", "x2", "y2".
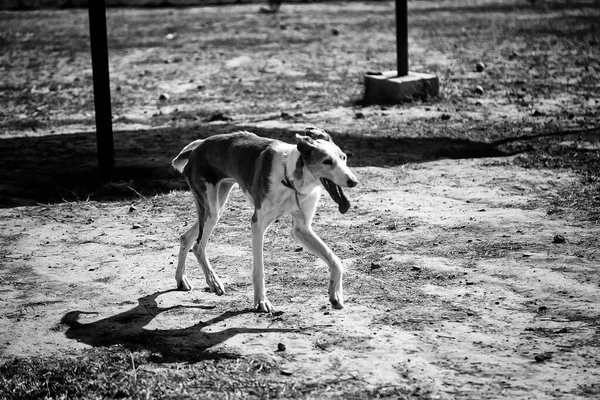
[{"x1": 320, "y1": 178, "x2": 350, "y2": 214}]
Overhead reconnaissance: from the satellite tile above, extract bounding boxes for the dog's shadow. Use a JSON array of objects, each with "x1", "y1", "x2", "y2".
[{"x1": 60, "y1": 290, "x2": 294, "y2": 362}]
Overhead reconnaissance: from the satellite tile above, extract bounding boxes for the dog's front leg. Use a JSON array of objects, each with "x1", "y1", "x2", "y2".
[
  {"x1": 291, "y1": 215, "x2": 344, "y2": 309},
  {"x1": 251, "y1": 212, "x2": 274, "y2": 313}
]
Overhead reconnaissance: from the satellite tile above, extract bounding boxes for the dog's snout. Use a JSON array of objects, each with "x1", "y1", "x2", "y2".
[{"x1": 347, "y1": 178, "x2": 358, "y2": 188}]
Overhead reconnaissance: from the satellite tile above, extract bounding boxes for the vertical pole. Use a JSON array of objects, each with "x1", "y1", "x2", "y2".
[
  {"x1": 396, "y1": 0, "x2": 409, "y2": 77},
  {"x1": 88, "y1": 0, "x2": 114, "y2": 180}
]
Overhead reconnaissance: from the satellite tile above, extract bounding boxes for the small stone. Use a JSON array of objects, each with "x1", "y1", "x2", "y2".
[
  {"x1": 277, "y1": 343, "x2": 286, "y2": 352},
  {"x1": 532, "y1": 109, "x2": 545, "y2": 117},
  {"x1": 553, "y1": 235, "x2": 565, "y2": 244},
  {"x1": 165, "y1": 33, "x2": 177, "y2": 40},
  {"x1": 441, "y1": 113, "x2": 451, "y2": 121},
  {"x1": 473, "y1": 85, "x2": 484, "y2": 95},
  {"x1": 331, "y1": 28, "x2": 340, "y2": 36},
  {"x1": 354, "y1": 112, "x2": 365, "y2": 119},
  {"x1": 225, "y1": 55, "x2": 252, "y2": 69},
  {"x1": 475, "y1": 62, "x2": 485, "y2": 72},
  {"x1": 132, "y1": 224, "x2": 142, "y2": 229},
  {"x1": 534, "y1": 352, "x2": 552, "y2": 363},
  {"x1": 370, "y1": 262, "x2": 381, "y2": 270},
  {"x1": 158, "y1": 93, "x2": 170, "y2": 101},
  {"x1": 206, "y1": 112, "x2": 232, "y2": 122}
]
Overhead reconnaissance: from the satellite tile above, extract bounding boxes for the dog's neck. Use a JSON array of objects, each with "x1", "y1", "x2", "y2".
[{"x1": 282, "y1": 147, "x2": 319, "y2": 195}]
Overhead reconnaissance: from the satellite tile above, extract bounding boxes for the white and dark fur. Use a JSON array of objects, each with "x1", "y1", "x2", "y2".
[{"x1": 172, "y1": 126, "x2": 358, "y2": 312}]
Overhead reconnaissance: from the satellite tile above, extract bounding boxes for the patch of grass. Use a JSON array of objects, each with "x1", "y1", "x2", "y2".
[
  {"x1": 444, "y1": 240, "x2": 526, "y2": 259},
  {"x1": 1, "y1": 347, "x2": 151, "y2": 400},
  {"x1": 0, "y1": 117, "x2": 47, "y2": 132},
  {"x1": 0, "y1": 345, "x2": 424, "y2": 399},
  {"x1": 512, "y1": 128, "x2": 600, "y2": 220}
]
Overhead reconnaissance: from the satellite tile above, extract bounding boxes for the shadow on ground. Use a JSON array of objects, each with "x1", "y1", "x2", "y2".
[
  {"x1": 0, "y1": 124, "x2": 508, "y2": 207},
  {"x1": 60, "y1": 290, "x2": 294, "y2": 363}
]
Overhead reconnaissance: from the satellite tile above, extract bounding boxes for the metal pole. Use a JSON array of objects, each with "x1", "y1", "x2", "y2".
[
  {"x1": 88, "y1": 0, "x2": 114, "y2": 180},
  {"x1": 396, "y1": 0, "x2": 409, "y2": 77}
]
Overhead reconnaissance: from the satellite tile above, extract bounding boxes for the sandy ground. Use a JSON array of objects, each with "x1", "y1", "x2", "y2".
[{"x1": 1, "y1": 155, "x2": 599, "y2": 398}]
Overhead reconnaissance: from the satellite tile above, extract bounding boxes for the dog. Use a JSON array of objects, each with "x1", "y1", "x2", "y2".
[{"x1": 172, "y1": 126, "x2": 358, "y2": 312}]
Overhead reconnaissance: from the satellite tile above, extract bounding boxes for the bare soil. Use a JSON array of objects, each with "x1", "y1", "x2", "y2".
[
  {"x1": 2, "y1": 155, "x2": 600, "y2": 398},
  {"x1": 1, "y1": 1, "x2": 600, "y2": 399}
]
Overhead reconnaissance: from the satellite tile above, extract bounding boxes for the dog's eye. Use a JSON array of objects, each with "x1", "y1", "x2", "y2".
[{"x1": 322, "y1": 159, "x2": 333, "y2": 165}]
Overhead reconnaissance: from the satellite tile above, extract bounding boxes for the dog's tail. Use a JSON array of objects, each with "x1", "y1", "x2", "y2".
[{"x1": 172, "y1": 139, "x2": 204, "y2": 173}]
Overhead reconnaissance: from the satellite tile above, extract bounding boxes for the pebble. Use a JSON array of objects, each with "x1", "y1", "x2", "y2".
[
  {"x1": 534, "y1": 352, "x2": 553, "y2": 363},
  {"x1": 553, "y1": 235, "x2": 565, "y2": 244}
]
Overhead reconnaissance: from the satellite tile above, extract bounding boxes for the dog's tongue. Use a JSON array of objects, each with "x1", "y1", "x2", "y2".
[{"x1": 336, "y1": 186, "x2": 351, "y2": 214}]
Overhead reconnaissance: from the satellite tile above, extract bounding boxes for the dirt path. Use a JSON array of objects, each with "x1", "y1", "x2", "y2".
[{"x1": 1, "y1": 156, "x2": 598, "y2": 398}]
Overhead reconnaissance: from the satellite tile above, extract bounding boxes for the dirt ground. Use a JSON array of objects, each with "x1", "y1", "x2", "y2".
[
  {"x1": 1, "y1": 1, "x2": 600, "y2": 399},
  {"x1": 1, "y1": 153, "x2": 599, "y2": 398}
]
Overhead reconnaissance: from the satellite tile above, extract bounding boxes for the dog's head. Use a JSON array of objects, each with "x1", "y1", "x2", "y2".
[{"x1": 296, "y1": 126, "x2": 358, "y2": 214}]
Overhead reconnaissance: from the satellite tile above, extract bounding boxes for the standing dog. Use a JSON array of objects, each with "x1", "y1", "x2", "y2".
[{"x1": 172, "y1": 127, "x2": 358, "y2": 312}]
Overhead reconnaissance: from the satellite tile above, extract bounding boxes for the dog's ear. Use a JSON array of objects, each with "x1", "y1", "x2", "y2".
[
  {"x1": 296, "y1": 134, "x2": 315, "y2": 158},
  {"x1": 304, "y1": 126, "x2": 331, "y2": 142}
]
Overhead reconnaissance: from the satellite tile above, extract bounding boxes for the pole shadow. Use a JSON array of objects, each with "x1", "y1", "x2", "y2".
[{"x1": 60, "y1": 289, "x2": 295, "y2": 363}]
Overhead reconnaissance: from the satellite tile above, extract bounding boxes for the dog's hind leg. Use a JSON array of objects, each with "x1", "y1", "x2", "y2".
[
  {"x1": 175, "y1": 220, "x2": 199, "y2": 291},
  {"x1": 190, "y1": 182, "x2": 234, "y2": 296}
]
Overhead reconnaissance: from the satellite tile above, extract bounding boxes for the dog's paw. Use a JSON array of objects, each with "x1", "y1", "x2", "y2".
[
  {"x1": 255, "y1": 299, "x2": 274, "y2": 313},
  {"x1": 330, "y1": 297, "x2": 345, "y2": 310},
  {"x1": 212, "y1": 285, "x2": 225, "y2": 296},
  {"x1": 209, "y1": 281, "x2": 225, "y2": 296},
  {"x1": 328, "y1": 280, "x2": 344, "y2": 309},
  {"x1": 206, "y1": 275, "x2": 225, "y2": 296},
  {"x1": 177, "y1": 276, "x2": 193, "y2": 291}
]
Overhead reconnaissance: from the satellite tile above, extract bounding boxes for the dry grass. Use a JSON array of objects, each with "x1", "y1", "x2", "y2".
[{"x1": 0, "y1": 345, "x2": 420, "y2": 399}]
